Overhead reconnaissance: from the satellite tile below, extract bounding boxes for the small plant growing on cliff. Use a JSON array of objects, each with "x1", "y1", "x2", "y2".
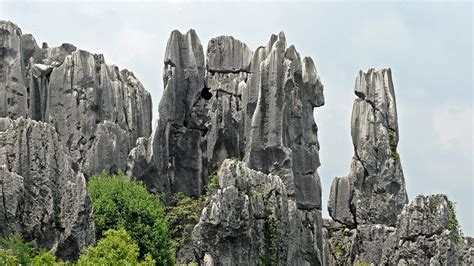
[
  {"x1": 388, "y1": 131, "x2": 399, "y2": 159},
  {"x1": 88, "y1": 172, "x2": 174, "y2": 264},
  {"x1": 447, "y1": 200, "x2": 463, "y2": 243},
  {"x1": 260, "y1": 214, "x2": 279, "y2": 266},
  {"x1": 334, "y1": 245, "x2": 345, "y2": 254},
  {"x1": 206, "y1": 170, "x2": 220, "y2": 193}
]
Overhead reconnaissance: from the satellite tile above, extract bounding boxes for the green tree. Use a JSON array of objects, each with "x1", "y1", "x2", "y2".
[
  {"x1": 87, "y1": 172, "x2": 174, "y2": 264},
  {"x1": 78, "y1": 228, "x2": 155, "y2": 265}
]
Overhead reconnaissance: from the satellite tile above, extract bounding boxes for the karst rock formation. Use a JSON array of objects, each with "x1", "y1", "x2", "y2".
[{"x1": 0, "y1": 20, "x2": 472, "y2": 264}]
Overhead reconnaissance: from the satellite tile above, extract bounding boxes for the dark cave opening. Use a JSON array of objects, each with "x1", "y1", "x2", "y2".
[{"x1": 201, "y1": 86, "x2": 213, "y2": 100}]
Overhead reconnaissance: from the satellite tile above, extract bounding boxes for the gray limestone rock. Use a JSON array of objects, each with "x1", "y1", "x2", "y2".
[
  {"x1": 328, "y1": 68, "x2": 408, "y2": 227},
  {"x1": 0, "y1": 20, "x2": 153, "y2": 177},
  {"x1": 193, "y1": 159, "x2": 322, "y2": 265},
  {"x1": 327, "y1": 176, "x2": 354, "y2": 227},
  {"x1": 0, "y1": 118, "x2": 95, "y2": 260},
  {"x1": 244, "y1": 32, "x2": 324, "y2": 211}
]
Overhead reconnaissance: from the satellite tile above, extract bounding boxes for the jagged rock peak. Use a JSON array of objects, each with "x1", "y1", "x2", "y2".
[
  {"x1": 0, "y1": 20, "x2": 153, "y2": 177},
  {"x1": 328, "y1": 68, "x2": 407, "y2": 227},
  {"x1": 0, "y1": 117, "x2": 95, "y2": 260}
]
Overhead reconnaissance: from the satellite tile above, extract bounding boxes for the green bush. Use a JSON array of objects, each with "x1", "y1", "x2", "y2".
[
  {"x1": 206, "y1": 170, "x2": 220, "y2": 192},
  {"x1": 31, "y1": 249, "x2": 60, "y2": 265},
  {"x1": 447, "y1": 200, "x2": 464, "y2": 243},
  {"x1": 0, "y1": 233, "x2": 35, "y2": 265},
  {"x1": 78, "y1": 228, "x2": 155, "y2": 265},
  {"x1": 0, "y1": 233, "x2": 61, "y2": 265},
  {"x1": 166, "y1": 192, "x2": 204, "y2": 251},
  {"x1": 87, "y1": 172, "x2": 174, "y2": 265}
]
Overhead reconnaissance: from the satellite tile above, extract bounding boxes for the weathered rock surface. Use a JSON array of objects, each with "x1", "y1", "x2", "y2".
[
  {"x1": 328, "y1": 68, "x2": 408, "y2": 227},
  {"x1": 0, "y1": 118, "x2": 95, "y2": 260},
  {"x1": 0, "y1": 20, "x2": 152, "y2": 177},
  {"x1": 193, "y1": 159, "x2": 323, "y2": 265},
  {"x1": 130, "y1": 30, "x2": 324, "y2": 209}
]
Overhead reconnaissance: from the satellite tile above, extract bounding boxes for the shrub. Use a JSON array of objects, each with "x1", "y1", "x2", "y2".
[
  {"x1": 447, "y1": 200, "x2": 464, "y2": 243},
  {"x1": 206, "y1": 170, "x2": 220, "y2": 192},
  {"x1": 166, "y1": 192, "x2": 204, "y2": 251},
  {"x1": 31, "y1": 249, "x2": 60, "y2": 265},
  {"x1": 0, "y1": 233, "x2": 35, "y2": 265},
  {"x1": 388, "y1": 131, "x2": 400, "y2": 160},
  {"x1": 87, "y1": 172, "x2": 174, "y2": 264},
  {"x1": 0, "y1": 233, "x2": 61, "y2": 265},
  {"x1": 78, "y1": 228, "x2": 155, "y2": 265}
]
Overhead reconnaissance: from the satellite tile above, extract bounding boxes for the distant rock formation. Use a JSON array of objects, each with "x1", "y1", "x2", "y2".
[
  {"x1": 0, "y1": 117, "x2": 94, "y2": 260},
  {"x1": 0, "y1": 20, "x2": 152, "y2": 177}
]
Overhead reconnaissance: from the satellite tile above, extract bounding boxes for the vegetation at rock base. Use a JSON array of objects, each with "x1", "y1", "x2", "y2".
[
  {"x1": 87, "y1": 171, "x2": 174, "y2": 264},
  {"x1": 166, "y1": 192, "x2": 204, "y2": 252},
  {"x1": 0, "y1": 233, "x2": 62, "y2": 265},
  {"x1": 335, "y1": 245, "x2": 345, "y2": 254},
  {"x1": 260, "y1": 214, "x2": 279, "y2": 266},
  {"x1": 78, "y1": 228, "x2": 155, "y2": 265}
]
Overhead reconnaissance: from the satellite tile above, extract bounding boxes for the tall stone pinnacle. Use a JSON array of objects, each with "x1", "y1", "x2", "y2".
[{"x1": 328, "y1": 68, "x2": 408, "y2": 227}]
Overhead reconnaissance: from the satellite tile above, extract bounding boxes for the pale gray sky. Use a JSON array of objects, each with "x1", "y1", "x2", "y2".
[{"x1": 1, "y1": 0, "x2": 472, "y2": 235}]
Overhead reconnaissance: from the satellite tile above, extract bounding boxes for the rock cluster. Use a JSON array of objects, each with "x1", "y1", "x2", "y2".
[
  {"x1": 0, "y1": 20, "x2": 152, "y2": 177},
  {"x1": 0, "y1": 20, "x2": 152, "y2": 259},
  {"x1": 323, "y1": 69, "x2": 471, "y2": 265},
  {"x1": 127, "y1": 30, "x2": 326, "y2": 263},
  {"x1": 0, "y1": 118, "x2": 95, "y2": 260},
  {"x1": 1, "y1": 20, "x2": 471, "y2": 265},
  {"x1": 323, "y1": 194, "x2": 471, "y2": 265}
]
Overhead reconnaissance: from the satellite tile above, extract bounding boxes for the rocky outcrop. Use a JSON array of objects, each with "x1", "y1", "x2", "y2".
[
  {"x1": 0, "y1": 118, "x2": 95, "y2": 260},
  {"x1": 328, "y1": 68, "x2": 408, "y2": 227},
  {"x1": 193, "y1": 159, "x2": 322, "y2": 265},
  {"x1": 323, "y1": 194, "x2": 470, "y2": 265},
  {"x1": 0, "y1": 20, "x2": 152, "y2": 177}
]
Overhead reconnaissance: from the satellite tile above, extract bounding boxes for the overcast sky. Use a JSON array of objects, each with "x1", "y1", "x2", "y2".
[{"x1": 1, "y1": 0, "x2": 472, "y2": 236}]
